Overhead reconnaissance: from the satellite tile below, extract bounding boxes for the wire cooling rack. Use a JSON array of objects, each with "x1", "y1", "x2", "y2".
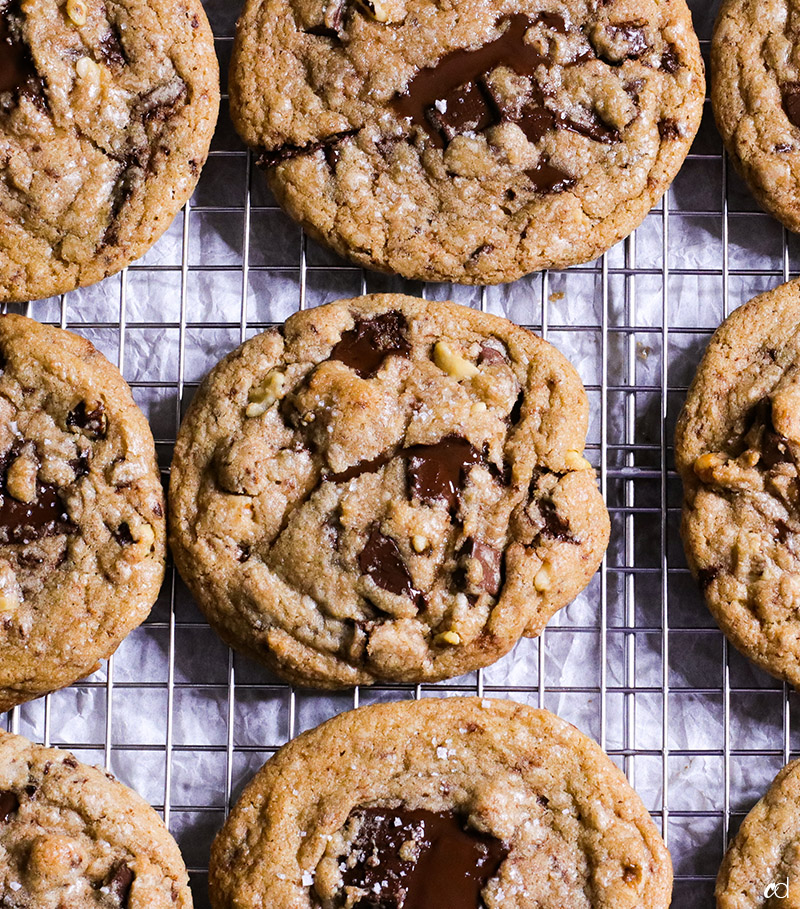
[{"x1": 4, "y1": 1, "x2": 798, "y2": 906}]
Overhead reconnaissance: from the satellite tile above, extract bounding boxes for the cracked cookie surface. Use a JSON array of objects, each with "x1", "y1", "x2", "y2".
[
  {"x1": 0, "y1": 730, "x2": 191, "y2": 908},
  {"x1": 169, "y1": 294, "x2": 609, "y2": 688},
  {"x1": 230, "y1": 0, "x2": 704, "y2": 284},
  {"x1": 0, "y1": 314, "x2": 166, "y2": 711},
  {"x1": 0, "y1": 0, "x2": 219, "y2": 303},
  {"x1": 675, "y1": 278, "x2": 800, "y2": 687},
  {"x1": 716, "y1": 758, "x2": 800, "y2": 907},
  {"x1": 209, "y1": 697, "x2": 672, "y2": 909},
  {"x1": 712, "y1": 0, "x2": 800, "y2": 233}
]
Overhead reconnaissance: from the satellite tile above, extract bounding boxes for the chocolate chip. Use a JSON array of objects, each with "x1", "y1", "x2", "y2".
[
  {"x1": 114, "y1": 522, "x2": 134, "y2": 546},
  {"x1": 516, "y1": 104, "x2": 557, "y2": 144},
  {"x1": 105, "y1": 863, "x2": 134, "y2": 905},
  {"x1": 66, "y1": 401, "x2": 107, "y2": 439},
  {"x1": 606, "y1": 21, "x2": 649, "y2": 59},
  {"x1": 538, "y1": 498, "x2": 574, "y2": 542},
  {"x1": 0, "y1": 791, "x2": 18, "y2": 822},
  {"x1": 69, "y1": 454, "x2": 90, "y2": 478},
  {"x1": 99, "y1": 24, "x2": 127, "y2": 68},
  {"x1": 0, "y1": 446, "x2": 75, "y2": 545},
  {"x1": 697, "y1": 566, "x2": 719, "y2": 590},
  {"x1": 359, "y1": 526, "x2": 425, "y2": 608},
  {"x1": 658, "y1": 118, "x2": 681, "y2": 140},
  {"x1": 256, "y1": 129, "x2": 358, "y2": 168},
  {"x1": 330, "y1": 310, "x2": 411, "y2": 378},
  {"x1": 525, "y1": 160, "x2": 575, "y2": 193},
  {"x1": 340, "y1": 807, "x2": 507, "y2": 909},
  {"x1": 462, "y1": 539, "x2": 503, "y2": 595},
  {"x1": 406, "y1": 436, "x2": 482, "y2": 512},
  {"x1": 660, "y1": 43, "x2": 679, "y2": 73},
  {"x1": 478, "y1": 344, "x2": 507, "y2": 366},
  {"x1": 782, "y1": 82, "x2": 800, "y2": 129},
  {"x1": 425, "y1": 79, "x2": 494, "y2": 142},
  {"x1": 328, "y1": 451, "x2": 393, "y2": 483},
  {"x1": 392, "y1": 14, "x2": 549, "y2": 145}
]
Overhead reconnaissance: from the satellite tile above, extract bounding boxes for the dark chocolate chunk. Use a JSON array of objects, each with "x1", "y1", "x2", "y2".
[
  {"x1": 606, "y1": 21, "x2": 648, "y2": 59},
  {"x1": 0, "y1": 791, "x2": 18, "y2": 822},
  {"x1": 525, "y1": 160, "x2": 575, "y2": 193},
  {"x1": 256, "y1": 129, "x2": 358, "y2": 169},
  {"x1": 462, "y1": 539, "x2": 503, "y2": 595},
  {"x1": 425, "y1": 79, "x2": 494, "y2": 142},
  {"x1": 330, "y1": 311, "x2": 411, "y2": 379},
  {"x1": 762, "y1": 427, "x2": 793, "y2": 469},
  {"x1": 782, "y1": 82, "x2": 800, "y2": 129},
  {"x1": 392, "y1": 14, "x2": 549, "y2": 144},
  {"x1": 99, "y1": 24, "x2": 127, "y2": 69},
  {"x1": 358, "y1": 526, "x2": 424, "y2": 608},
  {"x1": 406, "y1": 436, "x2": 481, "y2": 512},
  {"x1": 508, "y1": 390, "x2": 524, "y2": 425},
  {"x1": 114, "y1": 522, "x2": 134, "y2": 546},
  {"x1": 328, "y1": 451, "x2": 393, "y2": 483},
  {"x1": 561, "y1": 110, "x2": 620, "y2": 144},
  {"x1": 539, "y1": 498, "x2": 574, "y2": 542},
  {"x1": 69, "y1": 453, "x2": 90, "y2": 478},
  {"x1": 0, "y1": 10, "x2": 41, "y2": 102},
  {"x1": 340, "y1": 807, "x2": 507, "y2": 909},
  {"x1": 697, "y1": 566, "x2": 719, "y2": 590},
  {"x1": 660, "y1": 43, "x2": 679, "y2": 73},
  {"x1": 138, "y1": 78, "x2": 188, "y2": 124},
  {"x1": 478, "y1": 344, "x2": 507, "y2": 366},
  {"x1": 306, "y1": 23, "x2": 341, "y2": 38},
  {"x1": 776, "y1": 519, "x2": 792, "y2": 545},
  {"x1": 0, "y1": 447, "x2": 75, "y2": 545},
  {"x1": 516, "y1": 104, "x2": 557, "y2": 143},
  {"x1": 105, "y1": 862, "x2": 135, "y2": 905},
  {"x1": 537, "y1": 11, "x2": 567, "y2": 33},
  {"x1": 658, "y1": 118, "x2": 680, "y2": 140},
  {"x1": 66, "y1": 401, "x2": 107, "y2": 439}
]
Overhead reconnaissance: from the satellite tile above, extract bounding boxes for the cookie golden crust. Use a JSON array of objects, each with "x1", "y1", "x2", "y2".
[
  {"x1": 717, "y1": 759, "x2": 800, "y2": 907},
  {"x1": 230, "y1": 0, "x2": 704, "y2": 284},
  {"x1": 0, "y1": 0, "x2": 219, "y2": 303},
  {"x1": 0, "y1": 314, "x2": 166, "y2": 711},
  {"x1": 0, "y1": 731, "x2": 192, "y2": 908},
  {"x1": 712, "y1": 0, "x2": 800, "y2": 233},
  {"x1": 675, "y1": 279, "x2": 800, "y2": 688},
  {"x1": 169, "y1": 295, "x2": 609, "y2": 688},
  {"x1": 209, "y1": 697, "x2": 672, "y2": 909}
]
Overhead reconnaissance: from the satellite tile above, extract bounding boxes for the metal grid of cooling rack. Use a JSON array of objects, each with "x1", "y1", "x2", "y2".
[{"x1": 3, "y1": 1, "x2": 799, "y2": 906}]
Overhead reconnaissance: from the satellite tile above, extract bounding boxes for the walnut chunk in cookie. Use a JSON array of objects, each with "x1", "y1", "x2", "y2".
[
  {"x1": 0, "y1": 314, "x2": 166, "y2": 711},
  {"x1": 676, "y1": 277, "x2": 800, "y2": 687},
  {"x1": 169, "y1": 295, "x2": 609, "y2": 688}
]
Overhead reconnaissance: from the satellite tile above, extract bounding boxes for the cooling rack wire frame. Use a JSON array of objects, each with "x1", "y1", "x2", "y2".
[{"x1": 2, "y1": 1, "x2": 799, "y2": 906}]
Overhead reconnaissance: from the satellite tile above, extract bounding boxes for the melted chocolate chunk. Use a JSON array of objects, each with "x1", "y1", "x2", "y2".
[
  {"x1": 359, "y1": 526, "x2": 424, "y2": 608},
  {"x1": 462, "y1": 539, "x2": 503, "y2": 595},
  {"x1": 70, "y1": 453, "x2": 90, "y2": 478},
  {"x1": 66, "y1": 401, "x2": 107, "y2": 439},
  {"x1": 762, "y1": 427, "x2": 793, "y2": 469},
  {"x1": 477, "y1": 344, "x2": 506, "y2": 366},
  {"x1": 516, "y1": 104, "x2": 557, "y2": 143},
  {"x1": 139, "y1": 79, "x2": 188, "y2": 124},
  {"x1": 660, "y1": 43, "x2": 679, "y2": 73},
  {"x1": 328, "y1": 451, "x2": 393, "y2": 483},
  {"x1": 606, "y1": 21, "x2": 648, "y2": 59},
  {"x1": 339, "y1": 807, "x2": 507, "y2": 909},
  {"x1": 0, "y1": 11, "x2": 40, "y2": 100},
  {"x1": 306, "y1": 23, "x2": 341, "y2": 38},
  {"x1": 99, "y1": 25, "x2": 127, "y2": 69},
  {"x1": 257, "y1": 129, "x2": 358, "y2": 168},
  {"x1": 406, "y1": 436, "x2": 481, "y2": 512},
  {"x1": 426, "y1": 80, "x2": 494, "y2": 142},
  {"x1": 783, "y1": 82, "x2": 800, "y2": 129},
  {"x1": 0, "y1": 791, "x2": 18, "y2": 822},
  {"x1": 0, "y1": 448, "x2": 75, "y2": 546},
  {"x1": 508, "y1": 390, "x2": 524, "y2": 425},
  {"x1": 539, "y1": 498, "x2": 574, "y2": 542},
  {"x1": 331, "y1": 311, "x2": 411, "y2": 379},
  {"x1": 114, "y1": 522, "x2": 134, "y2": 546},
  {"x1": 525, "y1": 160, "x2": 575, "y2": 193},
  {"x1": 697, "y1": 565, "x2": 719, "y2": 590},
  {"x1": 537, "y1": 11, "x2": 567, "y2": 33},
  {"x1": 392, "y1": 14, "x2": 550, "y2": 144},
  {"x1": 561, "y1": 110, "x2": 620, "y2": 144},
  {"x1": 658, "y1": 118, "x2": 680, "y2": 140},
  {"x1": 105, "y1": 863, "x2": 134, "y2": 904}
]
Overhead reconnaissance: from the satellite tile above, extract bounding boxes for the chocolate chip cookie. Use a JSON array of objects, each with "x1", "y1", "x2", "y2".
[
  {"x1": 0, "y1": 0, "x2": 219, "y2": 304},
  {"x1": 717, "y1": 758, "x2": 800, "y2": 907},
  {"x1": 675, "y1": 278, "x2": 800, "y2": 687},
  {"x1": 230, "y1": 0, "x2": 704, "y2": 284},
  {"x1": 210, "y1": 697, "x2": 672, "y2": 909},
  {"x1": 712, "y1": 0, "x2": 800, "y2": 232},
  {"x1": 169, "y1": 294, "x2": 609, "y2": 688},
  {"x1": 0, "y1": 729, "x2": 191, "y2": 907},
  {"x1": 0, "y1": 314, "x2": 166, "y2": 711}
]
